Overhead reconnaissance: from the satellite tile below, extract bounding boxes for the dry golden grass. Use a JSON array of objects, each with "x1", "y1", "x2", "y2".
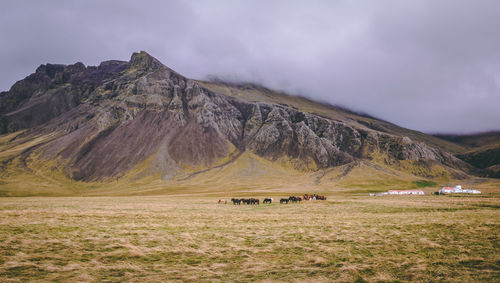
[{"x1": 0, "y1": 195, "x2": 498, "y2": 282}]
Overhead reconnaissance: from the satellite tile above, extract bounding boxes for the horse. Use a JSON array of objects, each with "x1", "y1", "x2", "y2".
[
  {"x1": 218, "y1": 199, "x2": 227, "y2": 204},
  {"x1": 249, "y1": 198, "x2": 260, "y2": 205},
  {"x1": 263, "y1": 198, "x2": 272, "y2": 204},
  {"x1": 289, "y1": 196, "x2": 298, "y2": 203},
  {"x1": 231, "y1": 198, "x2": 241, "y2": 205},
  {"x1": 314, "y1": 195, "x2": 326, "y2": 200},
  {"x1": 280, "y1": 198, "x2": 289, "y2": 204}
]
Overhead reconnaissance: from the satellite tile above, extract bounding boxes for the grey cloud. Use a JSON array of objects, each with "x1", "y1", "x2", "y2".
[{"x1": 1, "y1": 0, "x2": 499, "y2": 133}]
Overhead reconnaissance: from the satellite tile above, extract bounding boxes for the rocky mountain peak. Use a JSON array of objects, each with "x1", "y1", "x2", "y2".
[
  {"x1": 35, "y1": 63, "x2": 66, "y2": 78},
  {"x1": 129, "y1": 51, "x2": 165, "y2": 71},
  {"x1": 64, "y1": 62, "x2": 86, "y2": 74}
]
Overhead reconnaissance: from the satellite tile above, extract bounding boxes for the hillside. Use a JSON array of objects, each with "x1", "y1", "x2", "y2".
[
  {"x1": 0, "y1": 51, "x2": 494, "y2": 196},
  {"x1": 458, "y1": 142, "x2": 500, "y2": 178},
  {"x1": 435, "y1": 131, "x2": 500, "y2": 149},
  {"x1": 436, "y1": 132, "x2": 500, "y2": 178}
]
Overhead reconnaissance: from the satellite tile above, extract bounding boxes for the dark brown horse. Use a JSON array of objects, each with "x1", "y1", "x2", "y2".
[{"x1": 240, "y1": 198, "x2": 260, "y2": 205}]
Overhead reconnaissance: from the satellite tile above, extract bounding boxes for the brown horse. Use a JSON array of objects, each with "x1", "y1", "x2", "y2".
[
  {"x1": 302, "y1": 194, "x2": 326, "y2": 200},
  {"x1": 250, "y1": 198, "x2": 260, "y2": 205}
]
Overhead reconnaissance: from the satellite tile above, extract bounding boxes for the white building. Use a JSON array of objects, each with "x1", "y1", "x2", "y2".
[
  {"x1": 387, "y1": 190, "x2": 425, "y2": 195},
  {"x1": 369, "y1": 192, "x2": 389, "y2": 196},
  {"x1": 371, "y1": 190, "x2": 424, "y2": 196},
  {"x1": 439, "y1": 185, "x2": 481, "y2": 194}
]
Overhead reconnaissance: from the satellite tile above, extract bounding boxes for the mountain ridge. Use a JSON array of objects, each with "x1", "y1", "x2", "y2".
[{"x1": 0, "y1": 51, "x2": 495, "y2": 196}]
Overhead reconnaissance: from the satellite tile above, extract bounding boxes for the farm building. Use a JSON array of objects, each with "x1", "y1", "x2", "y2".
[
  {"x1": 387, "y1": 190, "x2": 425, "y2": 195},
  {"x1": 370, "y1": 190, "x2": 424, "y2": 196},
  {"x1": 439, "y1": 187, "x2": 456, "y2": 194},
  {"x1": 439, "y1": 185, "x2": 481, "y2": 194},
  {"x1": 369, "y1": 192, "x2": 388, "y2": 196}
]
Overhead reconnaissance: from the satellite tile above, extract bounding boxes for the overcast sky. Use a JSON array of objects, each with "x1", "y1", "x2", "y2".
[{"x1": 1, "y1": 0, "x2": 499, "y2": 134}]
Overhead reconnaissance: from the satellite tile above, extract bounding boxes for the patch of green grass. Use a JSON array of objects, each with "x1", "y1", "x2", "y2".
[
  {"x1": 2, "y1": 265, "x2": 49, "y2": 278},
  {"x1": 413, "y1": 180, "x2": 438, "y2": 188}
]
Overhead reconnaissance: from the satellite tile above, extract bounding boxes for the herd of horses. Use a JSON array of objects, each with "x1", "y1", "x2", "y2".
[
  {"x1": 218, "y1": 194, "x2": 327, "y2": 205},
  {"x1": 228, "y1": 198, "x2": 262, "y2": 205},
  {"x1": 279, "y1": 194, "x2": 327, "y2": 204}
]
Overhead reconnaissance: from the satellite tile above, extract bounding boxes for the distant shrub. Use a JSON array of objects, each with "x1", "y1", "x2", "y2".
[{"x1": 414, "y1": 180, "x2": 437, "y2": 188}]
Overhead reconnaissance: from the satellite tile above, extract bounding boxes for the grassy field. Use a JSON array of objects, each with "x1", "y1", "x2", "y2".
[{"x1": 0, "y1": 194, "x2": 498, "y2": 282}]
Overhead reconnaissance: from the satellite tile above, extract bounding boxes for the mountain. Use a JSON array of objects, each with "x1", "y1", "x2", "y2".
[
  {"x1": 435, "y1": 131, "x2": 500, "y2": 149},
  {"x1": 436, "y1": 132, "x2": 500, "y2": 178},
  {"x1": 0, "y1": 51, "x2": 493, "y2": 196}
]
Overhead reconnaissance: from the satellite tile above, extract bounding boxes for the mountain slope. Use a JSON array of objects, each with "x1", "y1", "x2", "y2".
[
  {"x1": 435, "y1": 131, "x2": 500, "y2": 149},
  {"x1": 458, "y1": 144, "x2": 500, "y2": 178},
  {"x1": 435, "y1": 132, "x2": 500, "y2": 178},
  {"x1": 0, "y1": 51, "x2": 486, "y2": 196}
]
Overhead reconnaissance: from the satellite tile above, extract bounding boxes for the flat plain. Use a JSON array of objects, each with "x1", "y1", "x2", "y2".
[{"x1": 0, "y1": 194, "x2": 498, "y2": 282}]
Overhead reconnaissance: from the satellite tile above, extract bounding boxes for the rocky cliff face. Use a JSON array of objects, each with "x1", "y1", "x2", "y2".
[
  {"x1": 0, "y1": 51, "x2": 471, "y2": 181},
  {"x1": 0, "y1": 60, "x2": 128, "y2": 133}
]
